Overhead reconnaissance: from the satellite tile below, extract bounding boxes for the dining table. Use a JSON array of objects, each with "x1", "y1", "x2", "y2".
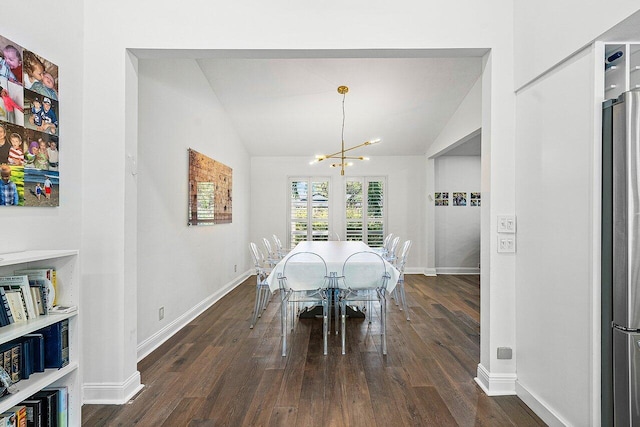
[{"x1": 266, "y1": 240, "x2": 400, "y2": 294}]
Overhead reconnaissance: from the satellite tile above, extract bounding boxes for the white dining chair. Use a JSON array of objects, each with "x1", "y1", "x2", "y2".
[
  {"x1": 277, "y1": 252, "x2": 331, "y2": 356},
  {"x1": 338, "y1": 251, "x2": 390, "y2": 355},
  {"x1": 249, "y1": 242, "x2": 273, "y2": 329}
]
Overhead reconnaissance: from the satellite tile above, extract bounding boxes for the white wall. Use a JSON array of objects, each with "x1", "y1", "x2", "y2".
[
  {"x1": 434, "y1": 156, "x2": 481, "y2": 274},
  {"x1": 0, "y1": 2, "x2": 84, "y2": 253},
  {"x1": 250, "y1": 156, "x2": 425, "y2": 272},
  {"x1": 136, "y1": 59, "x2": 251, "y2": 352},
  {"x1": 514, "y1": 47, "x2": 597, "y2": 426},
  {"x1": 514, "y1": 2, "x2": 640, "y2": 88},
  {"x1": 426, "y1": 77, "x2": 482, "y2": 158}
]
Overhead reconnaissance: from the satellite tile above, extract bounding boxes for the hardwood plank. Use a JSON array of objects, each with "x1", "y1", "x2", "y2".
[
  {"x1": 82, "y1": 274, "x2": 547, "y2": 427},
  {"x1": 161, "y1": 398, "x2": 206, "y2": 427},
  {"x1": 413, "y1": 385, "x2": 458, "y2": 426},
  {"x1": 242, "y1": 369, "x2": 287, "y2": 427}
]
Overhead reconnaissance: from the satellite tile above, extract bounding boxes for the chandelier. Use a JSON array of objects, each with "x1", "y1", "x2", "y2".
[{"x1": 309, "y1": 85, "x2": 381, "y2": 176}]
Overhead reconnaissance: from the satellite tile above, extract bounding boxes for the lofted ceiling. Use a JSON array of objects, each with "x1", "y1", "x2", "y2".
[{"x1": 195, "y1": 56, "x2": 483, "y2": 158}]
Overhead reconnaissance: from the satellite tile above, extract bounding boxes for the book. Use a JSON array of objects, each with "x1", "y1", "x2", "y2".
[
  {"x1": 29, "y1": 390, "x2": 57, "y2": 427},
  {"x1": 0, "y1": 287, "x2": 13, "y2": 325},
  {"x1": 0, "y1": 288, "x2": 10, "y2": 327},
  {"x1": 2, "y1": 348, "x2": 11, "y2": 381},
  {"x1": 22, "y1": 335, "x2": 44, "y2": 373},
  {"x1": 13, "y1": 269, "x2": 56, "y2": 307},
  {"x1": 47, "y1": 306, "x2": 76, "y2": 315},
  {"x1": 1, "y1": 409, "x2": 17, "y2": 426},
  {"x1": 0, "y1": 276, "x2": 38, "y2": 320},
  {"x1": 29, "y1": 288, "x2": 44, "y2": 317},
  {"x1": 18, "y1": 338, "x2": 31, "y2": 380},
  {"x1": 20, "y1": 399, "x2": 43, "y2": 427},
  {"x1": 27, "y1": 280, "x2": 51, "y2": 315},
  {"x1": 42, "y1": 387, "x2": 66, "y2": 427},
  {"x1": 8, "y1": 406, "x2": 26, "y2": 427},
  {"x1": 4, "y1": 291, "x2": 27, "y2": 323},
  {"x1": 35, "y1": 319, "x2": 69, "y2": 369},
  {"x1": 10, "y1": 344, "x2": 20, "y2": 383}
]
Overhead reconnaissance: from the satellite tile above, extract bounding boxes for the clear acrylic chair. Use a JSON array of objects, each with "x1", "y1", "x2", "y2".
[
  {"x1": 262, "y1": 237, "x2": 281, "y2": 265},
  {"x1": 393, "y1": 240, "x2": 412, "y2": 320},
  {"x1": 338, "y1": 251, "x2": 391, "y2": 355},
  {"x1": 384, "y1": 236, "x2": 400, "y2": 264},
  {"x1": 249, "y1": 242, "x2": 273, "y2": 329},
  {"x1": 374, "y1": 233, "x2": 394, "y2": 257},
  {"x1": 277, "y1": 252, "x2": 331, "y2": 356},
  {"x1": 333, "y1": 232, "x2": 341, "y2": 241},
  {"x1": 272, "y1": 234, "x2": 290, "y2": 258}
]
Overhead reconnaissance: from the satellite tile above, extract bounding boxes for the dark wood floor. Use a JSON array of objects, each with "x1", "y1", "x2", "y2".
[{"x1": 82, "y1": 274, "x2": 546, "y2": 426}]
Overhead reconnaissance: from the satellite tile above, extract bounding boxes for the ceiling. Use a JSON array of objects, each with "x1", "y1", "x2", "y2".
[{"x1": 195, "y1": 56, "x2": 483, "y2": 158}]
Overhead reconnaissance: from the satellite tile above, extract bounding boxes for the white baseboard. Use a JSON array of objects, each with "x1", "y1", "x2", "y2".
[
  {"x1": 515, "y1": 381, "x2": 568, "y2": 427},
  {"x1": 404, "y1": 267, "x2": 437, "y2": 276},
  {"x1": 436, "y1": 267, "x2": 480, "y2": 275},
  {"x1": 83, "y1": 371, "x2": 144, "y2": 404},
  {"x1": 136, "y1": 271, "x2": 251, "y2": 361},
  {"x1": 474, "y1": 363, "x2": 517, "y2": 396}
]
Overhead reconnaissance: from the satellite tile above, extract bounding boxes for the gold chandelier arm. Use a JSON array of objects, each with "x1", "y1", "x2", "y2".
[{"x1": 316, "y1": 139, "x2": 381, "y2": 160}]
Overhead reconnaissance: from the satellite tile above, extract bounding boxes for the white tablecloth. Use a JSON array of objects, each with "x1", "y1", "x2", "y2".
[{"x1": 266, "y1": 241, "x2": 399, "y2": 292}]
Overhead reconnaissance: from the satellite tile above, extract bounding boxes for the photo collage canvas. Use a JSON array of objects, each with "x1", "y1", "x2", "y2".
[{"x1": 0, "y1": 34, "x2": 59, "y2": 206}]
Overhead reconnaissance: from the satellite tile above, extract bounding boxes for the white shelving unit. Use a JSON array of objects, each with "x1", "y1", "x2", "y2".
[
  {"x1": 605, "y1": 43, "x2": 640, "y2": 100},
  {"x1": 0, "y1": 250, "x2": 79, "y2": 426}
]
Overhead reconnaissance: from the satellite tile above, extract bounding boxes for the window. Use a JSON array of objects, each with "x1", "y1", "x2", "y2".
[
  {"x1": 289, "y1": 178, "x2": 330, "y2": 246},
  {"x1": 345, "y1": 177, "x2": 385, "y2": 247}
]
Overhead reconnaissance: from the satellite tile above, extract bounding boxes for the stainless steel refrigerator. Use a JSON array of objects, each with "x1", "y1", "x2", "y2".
[{"x1": 610, "y1": 88, "x2": 640, "y2": 426}]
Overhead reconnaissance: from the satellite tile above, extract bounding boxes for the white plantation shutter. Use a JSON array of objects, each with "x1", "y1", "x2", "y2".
[
  {"x1": 288, "y1": 178, "x2": 331, "y2": 247},
  {"x1": 345, "y1": 177, "x2": 386, "y2": 247}
]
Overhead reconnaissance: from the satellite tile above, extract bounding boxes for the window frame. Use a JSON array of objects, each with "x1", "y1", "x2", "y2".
[
  {"x1": 344, "y1": 176, "x2": 387, "y2": 247},
  {"x1": 287, "y1": 176, "x2": 332, "y2": 248}
]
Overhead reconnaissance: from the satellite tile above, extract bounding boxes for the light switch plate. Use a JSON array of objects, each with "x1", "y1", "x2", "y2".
[
  {"x1": 497, "y1": 236, "x2": 516, "y2": 253},
  {"x1": 497, "y1": 215, "x2": 516, "y2": 233}
]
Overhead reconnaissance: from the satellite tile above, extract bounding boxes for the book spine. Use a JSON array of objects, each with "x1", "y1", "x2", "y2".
[
  {"x1": 0, "y1": 288, "x2": 11, "y2": 325},
  {"x1": 43, "y1": 387, "x2": 67, "y2": 427},
  {"x1": 13, "y1": 288, "x2": 31, "y2": 321},
  {"x1": 10, "y1": 344, "x2": 20, "y2": 383},
  {"x1": 60, "y1": 319, "x2": 69, "y2": 368},
  {"x1": 0, "y1": 289, "x2": 8, "y2": 327},
  {"x1": 50, "y1": 270, "x2": 57, "y2": 306}
]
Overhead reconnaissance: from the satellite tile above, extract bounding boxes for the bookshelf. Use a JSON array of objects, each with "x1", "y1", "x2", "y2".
[{"x1": 0, "y1": 250, "x2": 79, "y2": 426}]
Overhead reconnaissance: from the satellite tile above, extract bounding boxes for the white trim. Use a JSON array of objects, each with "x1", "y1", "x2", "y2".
[
  {"x1": 516, "y1": 381, "x2": 569, "y2": 427},
  {"x1": 422, "y1": 267, "x2": 437, "y2": 276},
  {"x1": 136, "y1": 271, "x2": 251, "y2": 361},
  {"x1": 83, "y1": 371, "x2": 144, "y2": 404},
  {"x1": 436, "y1": 267, "x2": 480, "y2": 275},
  {"x1": 403, "y1": 267, "x2": 437, "y2": 276},
  {"x1": 474, "y1": 363, "x2": 517, "y2": 396}
]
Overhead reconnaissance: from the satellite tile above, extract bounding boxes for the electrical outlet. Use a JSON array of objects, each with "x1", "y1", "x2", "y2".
[
  {"x1": 497, "y1": 215, "x2": 516, "y2": 233},
  {"x1": 497, "y1": 347, "x2": 513, "y2": 359},
  {"x1": 159, "y1": 306, "x2": 164, "y2": 320},
  {"x1": 234, "y1": 264, "x2": 237, "y2": 273},
  {"x1": 497, "y1": 236, "x2": 516, "y2": 253}
]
